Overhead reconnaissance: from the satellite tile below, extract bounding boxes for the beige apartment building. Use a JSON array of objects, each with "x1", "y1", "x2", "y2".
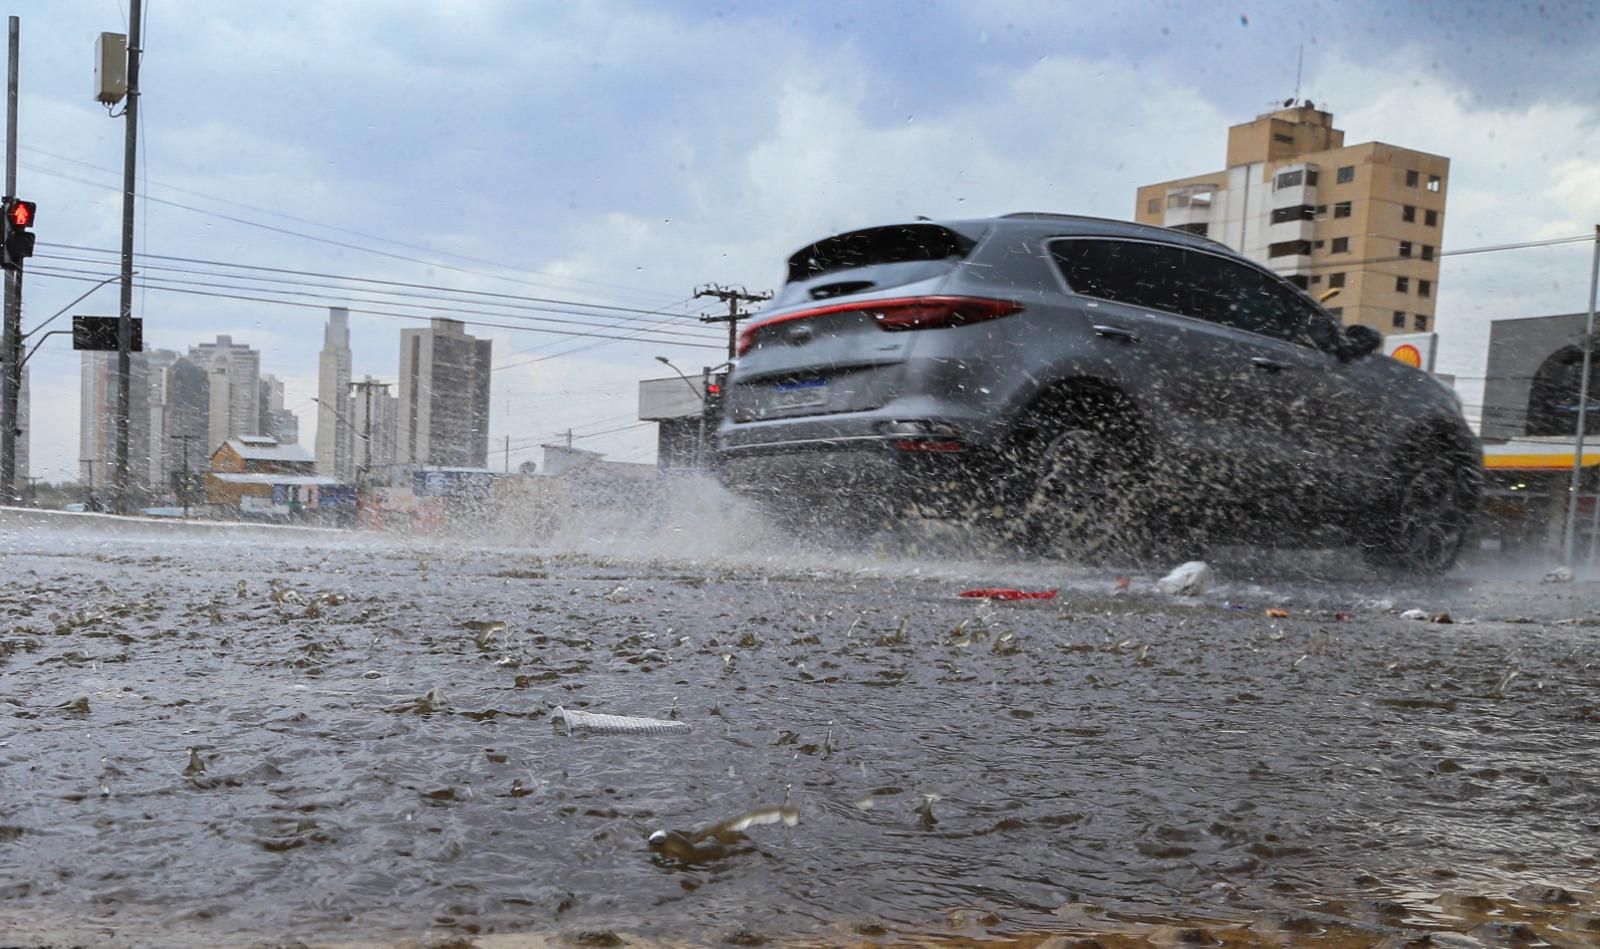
[{"x1": 1136, "y1": 104, "x2": 1448, "y2": 335}]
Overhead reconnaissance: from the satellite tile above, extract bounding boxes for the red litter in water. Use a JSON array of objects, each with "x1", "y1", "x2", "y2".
[{"x1": 957, "y1": 588, "x2": 1059, "y2": 601}]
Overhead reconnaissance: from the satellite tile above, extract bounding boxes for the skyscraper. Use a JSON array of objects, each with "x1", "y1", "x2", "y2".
[
  {"x1": 259, "y1": 374, "x2": 299, "y2": 445},
  {"x1": 397, "y1": 318, "x2": 492, "y2": 467},
  {"x1": 1135, "y1": 104, "x2": 1449, "y2": 335},
  {"x1": 189, "y1": 335, "x2": 262, "y2": 439},
  {"x1": 316, "y1": 308, "x2": 354, "y2": 480}
]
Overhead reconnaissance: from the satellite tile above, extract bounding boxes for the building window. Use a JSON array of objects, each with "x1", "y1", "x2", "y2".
[
  {"x1": 1314, "y1": 204, "x2": 1327, "y2": 217},
  {"x1": 1274, "y1": 132, "x2": 1295, "y2": 144},
  {"x1": 1414, "y1": 314, "x2": 1428, "y2": 331},
  {"x1": 1306, "y1": 169, "x2": 1319, "y2": 186},
  {"x1": 1331, "y1": 237, "x2": 1349, "y2": 253},
  {"x1": 1333, "y1": 201, "x2": 1352, "y2": 218},
  {"x1": 1425, "y1": 209, "x2": 1439, "y2": 226},
  {"x1": 1427, "y1": 174, "x2": 1442, "y2": 192},
  {"x1": 1406, "y1": 169, "x2": 1420, "y2": 187},
  {"x1": 1421, "y1": 244, "x2": 1436, "y2": 261},
  {"x1": 1275, "y1": 169, "x2": 1304, "y2": 189},
  {"x1": 1313, "y1": 239, "x2": 1325, "y2": 249},
  {"x1": 1399, "y1": 241, "x2": 1413, "y2": 258},
  {"x1": 1288, "y1": 274, "x2": 1310, "y2": 289},
  {"x1": 1328, "y1": 307, "x2": 1344, "y2": 319},
  {"x1": 1147, "y1": 198, "x2": 1159, "y2": 214},
  {"x1": 1396, "y1": 276, "x2": 1410, "y2": 293},
  {"x1": 1268, "y1": 240, "x2": 1313, "y2": 258},
  {"x1": 1270, "y1": 204, "x2": 1315, "y2": 224},
  {"x1": 1172, "y1": 222, "x2": 1208, "y2": 236},
  {"x1": 1337, "y1": 165, "x2": 1354, "y2": 184},
  {"x1": 1329, "y1": 272, "x2": 1346, "y2": 288},
  {"x1": 1402, "y1": 205, "x2": 1417, "y2": 223},
  {"x1": 1419, "y1": 279, "x2": 1432, "y2": 298},
  {"x1": 1393, "y1": 311, "x2": 1406, "y2": 328},
  {"x1": 1309, "y1": 274, "x2": 1322, "y2": 285}
]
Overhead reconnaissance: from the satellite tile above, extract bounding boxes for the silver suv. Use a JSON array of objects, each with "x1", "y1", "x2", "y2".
[{"x1": 716, "y1": 214, "x2": 1481, "y2": 573}]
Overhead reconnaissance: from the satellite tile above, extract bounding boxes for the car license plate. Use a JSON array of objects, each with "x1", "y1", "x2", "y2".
[{"x1": 771, "y1": 378, "x2": 828, "y2": 411}]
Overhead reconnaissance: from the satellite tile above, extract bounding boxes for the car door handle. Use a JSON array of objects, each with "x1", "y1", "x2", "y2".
[
  {"x1": 1092, "y1": 324, "x2": 1140, "y2": 344},
  {"x1": 1251, "y1": 356, "x2": 1292, "y2": 373}
]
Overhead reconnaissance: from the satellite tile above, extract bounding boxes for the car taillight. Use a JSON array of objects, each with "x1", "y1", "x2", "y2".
[{"x1": 736, "y1": 295, "x2": 1025, "y2": 355}]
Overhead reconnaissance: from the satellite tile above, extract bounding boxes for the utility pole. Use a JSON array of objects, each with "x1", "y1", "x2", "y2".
[
  {"x1": 349, "y1": 378, "x2": 390, "y2": 520},
  {"x1": 113, "y1": 0, "x2": 143, "y2": 514},
  {"x1": 80, "y1": 457, "x2": 96, "y2": 509},
  {"x1": 23, "y1": 474, "x2": 39, "y2": 503},
  {"x1": 1, "y1": 17, "x2": 21, "y2": 504},
  {"x1": 504, "y1": 434, "x2": 509, "y2": 473},
  {"x1": 169, "y1": 433, "x2": 198, "y2": 517},
  {"x1": 696, "y1": 284, "x2": 771, "y2": 360},
  {"x1": 565, "y1": 428, "x2": 572, "y2": 449},
  {"x1": 1561, "y1": 223, "x2": 1599, "y2": 565}
]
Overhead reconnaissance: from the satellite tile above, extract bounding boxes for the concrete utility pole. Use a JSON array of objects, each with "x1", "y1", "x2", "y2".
[
  {"x1": 696, "y1": 284, "x2": 771, "y2": 360},
  {"x1": 170, "y1": 433, "x2": 199, "y2": 517},
  {"x1": 349, "y1": 378, "x2": 390, "y2": 515},
  {"x1": 113, "y1": 0, "x2": 143, "y2": 514},
  {"x1": 79, "y1": 457, "x2": 96, "y2": 508},
  {"x1": 2, "y1": 17, "x2": 21, "y2": 504},
  {"x1": 1561, "y1": 224, "x2": 1600, "y2": 565}
]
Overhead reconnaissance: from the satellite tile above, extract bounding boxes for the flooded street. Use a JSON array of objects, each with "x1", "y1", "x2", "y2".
[{"x1": 3, "y1": 513, "x2": 1599, "y2": 947}]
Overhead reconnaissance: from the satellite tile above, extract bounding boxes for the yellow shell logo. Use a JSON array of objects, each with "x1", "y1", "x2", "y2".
[{"x1": 1391, "y1": 343, "x2": 1422, "y2": 368}]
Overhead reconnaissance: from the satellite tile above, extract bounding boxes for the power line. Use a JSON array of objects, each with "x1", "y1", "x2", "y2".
[
  {"x1": 35, "y1": 242, "x2": 714, "y2": 322},
  {"x1": 28, "y1": 260, "x2": 717, "y2": 342},
  {"x1": 24, "y1": 268, "x2": 725, "y2": 351},
  {"x1": 18, "y1": 157, "x2": 686, "y2": 305}
]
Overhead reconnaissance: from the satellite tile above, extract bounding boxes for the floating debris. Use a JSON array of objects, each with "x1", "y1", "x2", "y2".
[
  {"x1": 1543, "y1": 566, "x2": 1575, "y2": 584},
  {"x1": 1399, "y1": 609, "x2": 1430, "y2": 621},
  {"x1": 1265, "y1": 608, "x2": 1289, "y2": 619},
  {"x1": 552, "y1": 705, "x2": 690, "y2": 736},
  {"x1": 647, "y1": 804, "x2": 799, "y2": 863},
  {"x1": 183, "y1": 748, "x2": 206, "y2": 776},
  {"x1": 956, "y1": 588, "x2": 1057, "y2": 601},
  {"x1": 1157, "y1": 561, "x2": 1212, "y2": 596}
]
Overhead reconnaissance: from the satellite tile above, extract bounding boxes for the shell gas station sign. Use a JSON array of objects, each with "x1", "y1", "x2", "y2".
[{"x1": 1383, "y1": 332, "x2": 1437, "y2": 372}]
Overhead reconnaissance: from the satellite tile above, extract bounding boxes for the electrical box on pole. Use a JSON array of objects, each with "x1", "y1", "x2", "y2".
[{"x1": 95, "y1": 32, "x2": 126, "y2": 105}]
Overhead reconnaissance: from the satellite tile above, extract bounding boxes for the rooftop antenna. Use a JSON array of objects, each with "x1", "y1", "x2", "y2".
[{"x1": 1293, "y1": 43, "x2": 1304, "y2": 105}]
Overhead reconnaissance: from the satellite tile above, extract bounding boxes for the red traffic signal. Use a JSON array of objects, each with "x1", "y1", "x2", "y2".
[{"x1": 6, "y1": 198, "x2": 34, "y2": 229}]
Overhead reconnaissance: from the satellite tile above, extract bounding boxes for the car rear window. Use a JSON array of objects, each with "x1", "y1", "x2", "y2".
[{"x1": 786, "y1": 224, "x2": 976, "y2": 284}]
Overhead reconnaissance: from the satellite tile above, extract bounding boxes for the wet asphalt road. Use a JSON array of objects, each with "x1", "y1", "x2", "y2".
[{"x1": 1, "y1": 512, "x2": 1599, "y2": 947}]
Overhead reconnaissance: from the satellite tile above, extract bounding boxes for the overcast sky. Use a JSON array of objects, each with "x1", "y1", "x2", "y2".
[{"x1": 8, "y1": 0, "x2": 1600, "y2": 480}]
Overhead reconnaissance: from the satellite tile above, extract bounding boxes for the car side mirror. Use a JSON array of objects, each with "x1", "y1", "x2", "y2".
[{"x1": 1340, "y1": 324, "x2": 1383, "y2": 360}]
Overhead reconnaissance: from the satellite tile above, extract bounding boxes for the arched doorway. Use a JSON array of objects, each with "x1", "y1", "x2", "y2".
[{"x1": 1526, "y1": 342, "x2": 1600, "y2": 436}]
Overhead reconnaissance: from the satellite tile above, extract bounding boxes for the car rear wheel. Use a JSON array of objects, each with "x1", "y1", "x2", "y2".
[
  {"x1": 1363, "y1": 440, "x2": 1481, "y2": 575},
  {"x1": 1003, "y1": 417, "x2": 1156, "y2": 564}
]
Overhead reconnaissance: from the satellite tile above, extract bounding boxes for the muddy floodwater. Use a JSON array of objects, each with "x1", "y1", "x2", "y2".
[{"x1": 3, "y1": 514, "x2": 1599, "y2": 947}]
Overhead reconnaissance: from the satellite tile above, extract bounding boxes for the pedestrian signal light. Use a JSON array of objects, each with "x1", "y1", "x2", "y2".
[
  {"x1": 7, "y1": 199, "x2": 34, "y2": 229},
  {"x1": 2, "y1": 197, "x2": 37, "y2": 270}
]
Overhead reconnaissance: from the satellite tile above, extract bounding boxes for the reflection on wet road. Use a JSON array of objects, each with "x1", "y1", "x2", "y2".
[{"x1": 1, "y1": 521, "x2": 1598, "y2": 946}]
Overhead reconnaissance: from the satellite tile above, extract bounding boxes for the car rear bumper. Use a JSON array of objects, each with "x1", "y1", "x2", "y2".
[{"x1": 716, "y1": 435, "x2": 999, "y2": 518}]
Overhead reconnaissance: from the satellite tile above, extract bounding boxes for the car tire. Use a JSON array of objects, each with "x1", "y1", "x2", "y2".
[
  {"x1": 1362, "y1": 436, "x2": 1481, "y2": 575},
  {"x1": 1003, "y1": 413, "x2": 1151, "y2": 564}
]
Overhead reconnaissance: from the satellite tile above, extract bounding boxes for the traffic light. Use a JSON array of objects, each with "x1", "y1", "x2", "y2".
[{"x1": 1, "y1": 197, "x2": 36, "y2": 271}]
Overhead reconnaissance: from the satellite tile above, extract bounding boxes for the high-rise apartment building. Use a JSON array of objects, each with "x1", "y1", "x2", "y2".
[
  {"x1": 160, "y1": 356, "x2": 211, "y2": 490},
  {"x1": 189, "y1": 335, "x2": 262, "y2": 440},
  {"x1": 397, "y1": 318, "x2": 492, "y2": 467},
  {"x1": 316, "y1": 308, "x2": 355, "y2": 479},
  {"x1": 80, "y1": 351, "x2": 153, "y2": 492},
  {"x1": 1135, "y1": 104, "x2": 1449, "y2": 334},
  {"x1": 259, "y1": 374, "x2": 299, "y2": 445}
]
